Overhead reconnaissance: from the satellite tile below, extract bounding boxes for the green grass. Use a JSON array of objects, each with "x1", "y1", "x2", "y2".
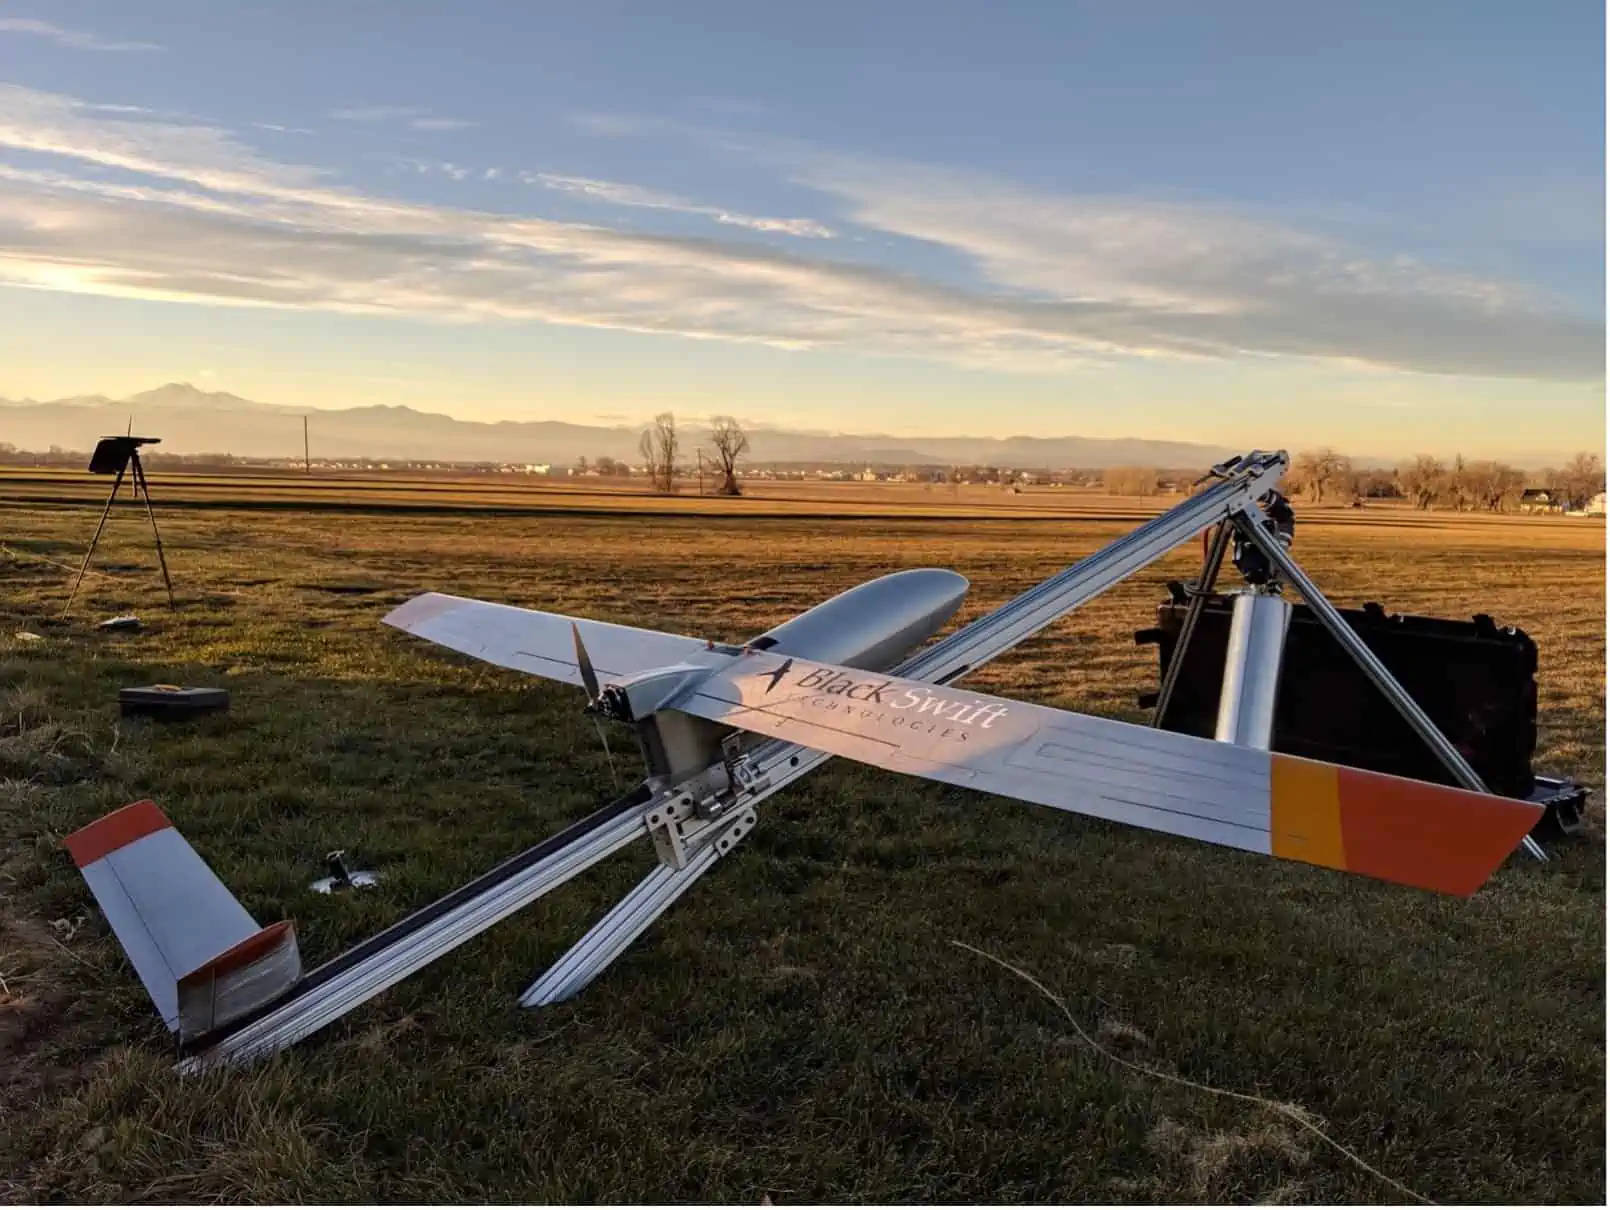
[{"x1": 0, "y1": 499, "x2": 1603, "y2": 1203}]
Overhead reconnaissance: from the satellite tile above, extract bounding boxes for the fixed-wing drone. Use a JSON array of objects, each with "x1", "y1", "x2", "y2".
[
  {"x1": 61, "y1": 451, "x2": 1546, "y2": 1071},
  {"x1": 386, "y1": 575, "x2": 1535, "y2": 900}
]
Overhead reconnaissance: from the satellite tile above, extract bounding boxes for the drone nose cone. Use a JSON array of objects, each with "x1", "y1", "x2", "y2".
[{"x1": 897, "y1": 566, "x2": 968, "y2": 597}]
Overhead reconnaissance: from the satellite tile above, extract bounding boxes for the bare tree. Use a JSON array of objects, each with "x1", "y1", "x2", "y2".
[
  {"x1": 707, "y1": 415, "x2": 750, "y2": 496},
  {"x1": 1556, "y1": 450, "x2": 1606, "y2": 511},
  {"x1": 1452, "y1": 460, "x2": 1524, "y2": 512},
  {"x1": 638, "y1": 429, "x2": 655, "y2": 483},
  {"x1": 1287, "y1": 448, "x2": 1354, "y2": 504},
  {"x1": 1398, "y1": 454, "x2": 1445, "y2": 510},
  {"x1": 639, "y1": 412, "x2": 679, "y2": 493},
  {"x1": 1444, "y1": 454, "x2": 1471, "y2": 510}
]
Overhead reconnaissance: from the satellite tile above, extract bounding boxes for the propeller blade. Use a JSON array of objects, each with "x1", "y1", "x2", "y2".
[
  {"x1": 571, "y1": 623, "x2": 601, "y2": 704},
  {"x1": 591, "y1": 717, "x2": 621, "y2": 789}
]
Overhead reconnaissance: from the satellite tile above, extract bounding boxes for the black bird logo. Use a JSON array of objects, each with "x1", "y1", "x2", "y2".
[{"x1": 758, "y1": 657, "x2": 794, "y2": 695}]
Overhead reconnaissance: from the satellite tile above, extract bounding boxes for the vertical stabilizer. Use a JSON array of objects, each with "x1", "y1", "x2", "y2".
[{"x1": 64, "y1": 800, "x2": 302, "y2": 1037}]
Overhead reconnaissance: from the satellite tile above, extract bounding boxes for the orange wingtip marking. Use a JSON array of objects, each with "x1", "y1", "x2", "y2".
[
  {"x1": 62, "y1": 799, "x2": 172, "y2": 867},
  {"x1": 1335, "y1": 765, "x2": 1543, "y2": 896},
  {"x1": 1269, "y1": 755, "x2": 1346, "y2": 870},
  {"x1": 178, "y1": 921, "x2": 297, "y2": 989}
]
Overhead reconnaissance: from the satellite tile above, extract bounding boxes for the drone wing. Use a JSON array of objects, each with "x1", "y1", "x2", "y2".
[
  {"x1": 383, "y1": 592, "x2": 712, "y2": 687},
  {"x1": 672, "y1": 652, "x2": 1542, "y2": 897}
]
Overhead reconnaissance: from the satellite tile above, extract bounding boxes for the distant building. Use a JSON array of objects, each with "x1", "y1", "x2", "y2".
[
  {"x1": 1519, "y1": 488, "x2": 1562, "y2": 514},
  {"x1": 1586, "y1": 491, "x2": 1607, "y2": 516}
]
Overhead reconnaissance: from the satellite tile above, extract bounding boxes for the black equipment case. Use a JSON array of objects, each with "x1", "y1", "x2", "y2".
[{"x1": 1136, "y1": 586, "x2": 1587, "y2": 839}]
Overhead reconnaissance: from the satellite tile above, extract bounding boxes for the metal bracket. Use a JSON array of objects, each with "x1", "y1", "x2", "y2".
[
  {"x1": 724, "y1": 747, "x2": 771, "y2": 798},
  {"x1": 644, "y1": 792, "x2": 700, "y2": 869}
]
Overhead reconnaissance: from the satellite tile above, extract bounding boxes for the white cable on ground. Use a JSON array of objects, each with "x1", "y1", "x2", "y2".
[{"x1": 950, "y1": 939, "x2": 1434, "y2": 1206}]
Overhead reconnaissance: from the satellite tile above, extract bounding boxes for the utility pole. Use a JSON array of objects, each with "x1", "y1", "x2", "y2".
[
  {"x1": 303, "y1": 415, "x2": 310, "y2": 474},
  {"x1": 697, "y1": 449, "x2": 705, "y2": 495}
]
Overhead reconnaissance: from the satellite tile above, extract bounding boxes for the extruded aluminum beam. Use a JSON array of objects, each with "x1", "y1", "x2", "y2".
[{"x1": 177, "y1": 792, "x2": 651, "y2": 1072}]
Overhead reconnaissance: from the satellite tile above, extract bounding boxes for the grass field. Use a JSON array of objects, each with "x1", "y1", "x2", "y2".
[{"x1": 0, "y1": 481, "x2": 1603, "y2": 1203}]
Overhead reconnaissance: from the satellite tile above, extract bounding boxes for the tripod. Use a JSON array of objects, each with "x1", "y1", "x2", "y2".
[
  {"x1": 63, "y1": 436, "x2": 176, "y2": 615},
  {"x1": 1151, "y1": 488, "x2": 1546, "y2": 862}
]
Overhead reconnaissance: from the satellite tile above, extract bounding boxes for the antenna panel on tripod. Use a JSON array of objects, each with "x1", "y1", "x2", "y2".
[
  {"x1": 88, "y1": 436, "x2": 161, "y2": 475},
  {"x1": 65, "y1": 435, "x2": 176, "y2": 613}
]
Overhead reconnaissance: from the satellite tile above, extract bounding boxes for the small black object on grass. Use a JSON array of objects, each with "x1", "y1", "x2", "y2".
[
  {"x1": 119, "y1": 684, "x2": 230, "y2": 720},
  {"x1": 99, "y1": 615, "x2": 142, "y2": 632},
  {"x1": 311, "y1": 850, "x2": 381, "y2": 894}
]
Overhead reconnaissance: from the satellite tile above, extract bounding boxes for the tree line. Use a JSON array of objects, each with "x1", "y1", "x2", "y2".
[
  {"x1": 1279, "y1": 448, "x2": 1605, "y2": 512},
  {"x1": 1094, "y1": 449, "x2": 1605, "y2": 512}
]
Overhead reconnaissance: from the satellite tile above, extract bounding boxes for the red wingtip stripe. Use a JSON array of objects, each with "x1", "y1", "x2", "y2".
[
  {"x1": 177, "y1": 921, "x2": 297, "y2": 989},
  {"x1": 62, "y1": 799, "x2": 172, "y2": 867},
  {"x1": 1335, "y1": 767, "x2": 1544, "y2": 897}
]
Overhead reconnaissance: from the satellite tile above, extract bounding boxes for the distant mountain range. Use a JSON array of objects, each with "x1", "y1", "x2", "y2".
[
  {"x1": 0, "y1": 383, "x2": 1246, "y2": 469},
  {"x1": 0, "y1": 382, "x2": 1579, "y2": 470}
]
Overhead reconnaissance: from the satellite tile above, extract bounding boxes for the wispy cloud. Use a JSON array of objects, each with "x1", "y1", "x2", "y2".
[
  {"x1": 0, "y1": 86, "x2": 1597, "y2": 383},
  {"x1": 0, "y1": 17, "x2": 161, "y2": 52},
  {"x1": 0, "y1": 85, "x2": 325, "y2": 196},
  {"x1": 525, "y1": 172, "x2": 834, "y2": 239},
  {"x1": 773, "y1": 151, "x2": 1602, "y2": 378},
  {"x1": 330, "y1": 105, "x2": 425, "y2": 122},
  {"x1": 331, "y1": 105, "x2": 477, "y2": 131}
]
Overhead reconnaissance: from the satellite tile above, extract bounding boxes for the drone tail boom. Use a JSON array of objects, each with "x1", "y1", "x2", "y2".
[{"x1": 64, "y1": 800, "x2": 302, "y2": 1038}]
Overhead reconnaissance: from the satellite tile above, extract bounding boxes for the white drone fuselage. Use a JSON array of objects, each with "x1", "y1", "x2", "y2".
[{"x1": 602, "y1": 568, "x2": 969, "y2": 788}]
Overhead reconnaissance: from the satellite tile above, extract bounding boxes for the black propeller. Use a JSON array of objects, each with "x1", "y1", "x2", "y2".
[
  {"x1": 570, "y1": 623, "x2": 620, "y2": 788},
  {"x1": 572, "y1": 622, "x2": 602, "y2": 706}
]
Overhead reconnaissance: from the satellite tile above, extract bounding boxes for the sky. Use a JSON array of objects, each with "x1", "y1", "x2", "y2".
[{"x1": 0, "y1": 1, "x2": 1603, "y2": 460}]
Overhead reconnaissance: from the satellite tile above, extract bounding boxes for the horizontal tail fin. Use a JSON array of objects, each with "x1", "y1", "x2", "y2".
[{"x1": 64, "y1": 801, "x2": 301, "y2": 1038}]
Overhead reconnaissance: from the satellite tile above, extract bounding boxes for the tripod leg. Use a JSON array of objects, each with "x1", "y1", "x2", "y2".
[
  {"x1": 63, "y1": 464, "x2": 127, "y2": 615},
  {"x1": 132, "y1": 456, "x2": 176, "y2": 609},
  {"x1": 1151, "y1": 520, "x2": 1232, "y2": 727}
]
